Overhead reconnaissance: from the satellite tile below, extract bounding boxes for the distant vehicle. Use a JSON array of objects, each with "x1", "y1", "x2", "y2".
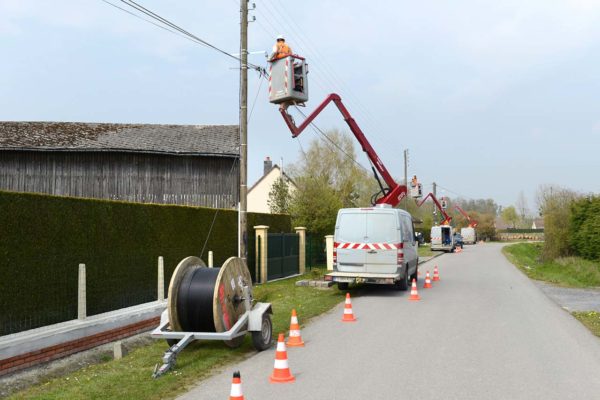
[
  {"x1": 460, "y1": 227, "x2": 476, "y2": 245},
  {"x1": 431, "y1": 225, "x2": 455, "y2": 252},
  {"x1": 325, "y1": 205, "x2": 419, "y2": 291},
  {"x1": 453, "y1": 232, "x2": 464, "y2": 249}
]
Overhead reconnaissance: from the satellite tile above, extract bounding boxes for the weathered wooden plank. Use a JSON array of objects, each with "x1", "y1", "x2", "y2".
[{"x1": 0, "y1": 151, "x2": 239, "y2": 208}]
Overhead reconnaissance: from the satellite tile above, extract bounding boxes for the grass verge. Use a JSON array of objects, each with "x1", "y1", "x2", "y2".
[
  {"x1": 572, "y1": 311, "x2": 600, "y2": 338},
  {"x1": 418, "y1": 244, "x2": 435, "y2": 257},
  {"x1": 8, "y1": 269, "x2": 346, "y2": 400},
  {"x1": 503, "y1": 242, "x2": 600, "y2": 288}
]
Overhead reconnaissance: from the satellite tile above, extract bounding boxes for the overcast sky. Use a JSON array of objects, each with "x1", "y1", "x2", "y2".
[{"x1": 1, "y1": 0, "x2": 599, "y2": 209}]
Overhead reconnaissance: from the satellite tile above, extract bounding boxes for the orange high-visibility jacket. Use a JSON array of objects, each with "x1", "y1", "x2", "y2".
[{"x1": 272, "y1": 42, "x2": 292, "y2": 60}]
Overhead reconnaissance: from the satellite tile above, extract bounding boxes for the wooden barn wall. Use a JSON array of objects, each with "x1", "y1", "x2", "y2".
[{"x1": 0, "y1": 151, "x2": 239, "y2": 208}]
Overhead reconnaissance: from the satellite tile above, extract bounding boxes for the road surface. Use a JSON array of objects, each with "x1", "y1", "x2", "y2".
[{"x1": 178, "y1": 243, "x2": 600, "y2": 400}]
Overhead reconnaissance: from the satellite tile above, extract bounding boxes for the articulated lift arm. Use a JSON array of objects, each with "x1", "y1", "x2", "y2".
[
  {"x1": 416, "y1": 192, "x2": 452, "y2": 225},
  {"x1": 454, "y1": 205, "x2": 478, "y2": 228},
  {"x1": 279, "y1": 93, "x2": 407, "y2": 207}
]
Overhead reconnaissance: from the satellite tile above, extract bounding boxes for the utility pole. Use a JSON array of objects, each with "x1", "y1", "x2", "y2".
[
  {"x1": 403, "y1": 149, "x2": 408, "y2": 210},
  {"x1": 432, "y1": 181, "x2": 437, "y2": 222},
  {"x1": 238, "y1": 0, "x2": 248, "y2": 261}
]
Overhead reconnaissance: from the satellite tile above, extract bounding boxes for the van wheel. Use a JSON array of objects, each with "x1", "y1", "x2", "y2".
[
  {"x1": 394, "y1": 267, "x2": 409, "y2": 291},
  {"x1": 410, "y1": 267, "x2": 418, "y2": 283},
  {"x1": 338, "y1": 282, "x2": 349, "y2": 290}
]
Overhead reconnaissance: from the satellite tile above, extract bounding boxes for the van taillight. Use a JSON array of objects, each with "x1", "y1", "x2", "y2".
[
  {"x1": 333, "y1": 249, "x2": 337, "y2": 265},
  {"x1": 397, "y1": 243, "x2": 404, "y2": 265}
]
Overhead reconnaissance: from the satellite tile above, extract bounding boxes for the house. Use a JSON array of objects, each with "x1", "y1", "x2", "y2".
[
  {"x1": 248, "y1": 157, "x2": 296, "y2": 213},
  {"x1": 531, "y1": 218, "x2": 545, "y2": 230},
  {"x1": 0, "y1": 121, "x2": 239, "y2": 208},
  {"x1": 494, "y1": 216, "x2": 511, "y2": 230}
]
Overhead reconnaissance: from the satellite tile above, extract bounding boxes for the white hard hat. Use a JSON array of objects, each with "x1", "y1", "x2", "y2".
[{"x1": 276, "y1": 34, "x2": 285, "y2": 40}]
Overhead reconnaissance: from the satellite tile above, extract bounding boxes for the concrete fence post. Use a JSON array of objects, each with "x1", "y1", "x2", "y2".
[
  {"x1": 78, "y1": 263, "x2": 86, "y2": 320},
  {"x1": 254, "y1": 225, "x2": 269, "y2": 283},
  {"x1": 208, "y1": 251, "x2": 214, "y2": 268},
  {"x1": 295, "y1": 227, "x2": 306, "y2": 274},
  {"x1": 325, "y1": 235, "x2": 334, "y2": 271},
  {"x1": 157, "y1": 256, "x2": 164, "y2": 301}
]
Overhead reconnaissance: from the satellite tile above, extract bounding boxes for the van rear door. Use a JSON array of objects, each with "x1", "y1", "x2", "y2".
[
  {"x1": 364, "y1": 212, "x2": 399, "y2": 274},
  {"x1": 335, "y1": 212, "x2": 367, "y2": 273}
]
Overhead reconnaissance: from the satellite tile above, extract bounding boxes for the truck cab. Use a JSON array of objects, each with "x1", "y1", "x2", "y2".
[{"x1": 325, "y1": 205, "x2": 419, "y2": 291}]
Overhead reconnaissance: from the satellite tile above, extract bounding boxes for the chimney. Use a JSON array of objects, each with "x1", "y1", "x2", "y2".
[{"x1": 263, "y1": 156, "x2": 273, "y2": 176}]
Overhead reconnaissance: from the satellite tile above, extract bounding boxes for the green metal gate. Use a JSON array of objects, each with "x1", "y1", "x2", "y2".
[{"x1": 267, "y1": 233, "x2": 299, "y2": 280}]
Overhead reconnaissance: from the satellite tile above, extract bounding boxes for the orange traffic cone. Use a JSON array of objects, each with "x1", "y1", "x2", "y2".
[
  {"x1": 269, "y1": 333, "x2": 295, "y2": 383},
  {"x1": 229, "y1": 371, "x2": 244, "y2": 400},
  {"x1": 423, "y1": 271, "x2": 432, "y2": 289},
  {"x1": 341, "y1": 293, "x2": 357, "y2": 322},
  {"x1": 286, "y1": 309, "x2": 305, "y2": 347},
  {"x1": 408, "y1": 279, "x2": 420, "y2": 301},
  {"x1": 433, "y1": 266, "x2": 440, "y2": 281}
]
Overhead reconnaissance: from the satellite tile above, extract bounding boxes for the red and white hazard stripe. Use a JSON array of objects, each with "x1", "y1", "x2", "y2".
[{"x1": 334, "y1": 242, "x2": 402, "y2": 250}]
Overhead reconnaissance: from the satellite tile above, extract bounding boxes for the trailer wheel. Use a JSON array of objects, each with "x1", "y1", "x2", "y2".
[
  {"x1": 252, "y1": 313, "x2": 273, "y2": 351},
  {"x1": 337, "y1": 282, "x2": 349, "y2": 290}
]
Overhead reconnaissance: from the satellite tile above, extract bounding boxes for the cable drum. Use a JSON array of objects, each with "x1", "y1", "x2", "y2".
[{"x1": 167, "y1": 256, "x2": 253, "y2": 348}]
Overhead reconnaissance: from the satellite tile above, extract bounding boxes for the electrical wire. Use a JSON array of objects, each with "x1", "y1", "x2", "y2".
[{"x1": 100, "y1": 0, "x2": 266, "y2": 75}]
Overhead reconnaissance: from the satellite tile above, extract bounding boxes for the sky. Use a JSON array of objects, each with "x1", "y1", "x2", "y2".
[{"x1": 1, "y1": 0, "x2": 599, "y2": 210}]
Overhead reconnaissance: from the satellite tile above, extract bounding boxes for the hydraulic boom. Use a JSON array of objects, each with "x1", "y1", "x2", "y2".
[
  {"x1": 454, "y1": 204, "x2": 478, "y2": 228},
  {"x1": 279, "y1": 93, "x2": 407, "y2": 207},
  {"x1": 416, "y1": 192, "x2": 452, "y2": 225}
]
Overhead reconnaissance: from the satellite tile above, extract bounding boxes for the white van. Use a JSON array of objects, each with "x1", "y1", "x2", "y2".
[
  {"x1": 430, "y1": 225, "x2": 455, "y2": 252},
  {"x1": 460, "y1": 227, "x2": 476, "y2": 245},
  {"x1": 325, "y1": 205, "x2": 419, "y2": 290}
]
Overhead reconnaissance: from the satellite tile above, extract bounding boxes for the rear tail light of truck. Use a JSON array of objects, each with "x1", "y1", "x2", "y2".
[{"x1": 333, "y1": 248, "x2": 337, "y2": 266}]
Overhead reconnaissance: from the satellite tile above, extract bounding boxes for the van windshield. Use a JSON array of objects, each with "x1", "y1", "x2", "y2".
[{"x1": 337, "y1": 212, "x2": 398, "y2": 243}]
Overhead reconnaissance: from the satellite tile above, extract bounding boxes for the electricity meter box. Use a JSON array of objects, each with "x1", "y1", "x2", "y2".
[{"x1": 268, "y1": 55, "x2": 309, "y2": 105}]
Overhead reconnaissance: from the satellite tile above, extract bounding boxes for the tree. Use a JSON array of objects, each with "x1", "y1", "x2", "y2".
[
  {"x1": 501, "y1": 206, "x2": 519, "y2": 228},
  {"x1": 268, "y1": 177, "x2": 291, "y2": 214},
  {"x1": 515, "y1": 191, "x2": 529, "y2": 226},
  {"x1": 286, "y1": 130, "x2": 379, "y2": 237},
  {"x1": 536, "y1": 184, "x2": 579, "y2": 260}
]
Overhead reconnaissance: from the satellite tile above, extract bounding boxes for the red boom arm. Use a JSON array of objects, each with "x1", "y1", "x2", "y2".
[
  {"x1": 454, "y1": 205, "x2": 478, "y2": 228},
  {"x1": 416, "y1": 193, "x2": 452, "y2": 225},
  {"x1": 279, "y1": 93, "x2": 406, "y2": 207}
]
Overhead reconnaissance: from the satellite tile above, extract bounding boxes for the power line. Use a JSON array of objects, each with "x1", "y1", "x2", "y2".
[{"x1": 100, "y1": 0, "x2": 265, "y2": 74}]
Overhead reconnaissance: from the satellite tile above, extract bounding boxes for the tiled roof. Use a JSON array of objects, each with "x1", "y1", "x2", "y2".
[{"x1": 0, "y1": 121, "x2": 239, "y2": 157}]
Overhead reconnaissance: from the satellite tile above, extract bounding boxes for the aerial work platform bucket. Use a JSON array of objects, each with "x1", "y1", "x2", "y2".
[{"x1": 268, "y1": 55, "x2": 309, "y2": 105}]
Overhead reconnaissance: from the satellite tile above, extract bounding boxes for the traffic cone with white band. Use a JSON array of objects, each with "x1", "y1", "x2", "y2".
[
  {"x1": 408, "y1": 279, "x2": 420, "y2": 301},
  {"x1": 433, "y1": 265, "x2": 440, "y2": 281},
  {"x1": 229, "y1": 371, "x2": 244, "y2": 400},
  {"x1": 423, "y1": 271, "x2": 432, "y2": 289},
  {"x1": 341, "y1": 293, "x2": 357, "y2": 322},
  {"x1": 269, "y1": 333, "x2": 295, "y2": 383},
  {"x1": 286, "y1": 309, "x2": 305, "y2": 347}
]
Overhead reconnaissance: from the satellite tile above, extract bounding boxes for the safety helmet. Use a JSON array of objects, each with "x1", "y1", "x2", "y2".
[{"x1": 276, "y1": 34, "x2": 285, "y2": 41}]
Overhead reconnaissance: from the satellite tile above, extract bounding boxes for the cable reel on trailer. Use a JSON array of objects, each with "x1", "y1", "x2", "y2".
[{"x1": 151, "y1": 256, "x2": 273, "y2": 378}]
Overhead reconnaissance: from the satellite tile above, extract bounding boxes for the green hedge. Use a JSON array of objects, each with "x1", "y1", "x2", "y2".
[
  {"x1": 570, "y1": 196, "x2": 600, "y2": 261},
  {"x1": 0, "y1": 190, "x2": 290, "y2": 336}
]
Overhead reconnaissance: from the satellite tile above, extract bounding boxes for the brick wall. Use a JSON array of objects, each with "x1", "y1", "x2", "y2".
[{"x1": 0, "y1": 317, "x2": 159, "y2": 376}]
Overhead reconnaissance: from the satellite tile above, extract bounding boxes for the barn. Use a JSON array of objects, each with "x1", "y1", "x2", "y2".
[{"x1": 0, "y1": 121, "x2": 239, "y2": 208}]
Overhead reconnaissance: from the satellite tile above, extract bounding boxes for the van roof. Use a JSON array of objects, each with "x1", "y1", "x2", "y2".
[{"x1": 337, "y1": 207, "x2": 413, "y2": 218}]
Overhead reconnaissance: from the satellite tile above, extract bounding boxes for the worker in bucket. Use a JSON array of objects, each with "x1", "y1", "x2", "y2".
[{"x1": 269, "y1": 34, "x2": 292, "y2": 61}]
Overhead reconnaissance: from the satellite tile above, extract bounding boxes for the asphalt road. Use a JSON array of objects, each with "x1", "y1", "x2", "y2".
[
  {"x1": 177, "y1": 243, "x2": 600, "y2": 400},
  {"x1": 534, "y1": 281, "x2": 600, "y2": 312}
]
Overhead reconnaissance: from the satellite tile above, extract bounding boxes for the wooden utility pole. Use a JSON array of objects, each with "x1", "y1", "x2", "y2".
[
  {"x1": 403, "y1": 149, "x2": 408, "y2": 210},
  {"x1": 432, "y1": 181, "x2": 437, "y2": 221},
  {"x1": 239, "y1": 0, "x2": 248, "y2": 261}
]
